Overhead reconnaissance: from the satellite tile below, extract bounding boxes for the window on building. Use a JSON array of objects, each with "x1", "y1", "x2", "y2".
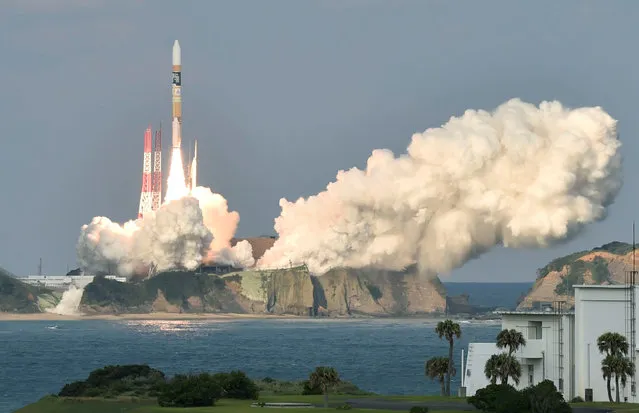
[
  {"x1": 528, "y1": 321, "x2": 542, "y2": 339},
  {"x1": 528, "y1": 364, "x2": 534, "y2": 386}
]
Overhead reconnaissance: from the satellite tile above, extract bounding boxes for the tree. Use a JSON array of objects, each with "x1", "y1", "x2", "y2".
[
  {"x1": 601, "y1": 355, "x2": 614, "y2": 403},
  {"x1": 601, "y1": 354, "x2": 635, "y2": 403},
  {"x1": 614, "y1": 356, "x2": 635, "y2": 403},
  {"x1": 597, "y1": 332, "x2": 629, "y2": 357},
  {"x1": 426, "y1": 357, "x2": 455, "y2": 396},
  {"x1": 484, "y1": 354, "x2": 501, "y2": 385},
  {"x1": 597, "y1": 332, "x2": 632, "y2": 402},
  {"x1": 435, "y1": 319, "x2": 461, "y2": 396},
  {"x1": 157, "y1": 373, "x2": 223, "y2": 407},
  {"x1": 496, "y1": 329, "x2": 526, "y2": 356},
  {"x1": 309, "y1": 366, "x2": 340, "y2": 408},
  {"x1": 484, "y1": 353, "x2": 522, "y2": 386}
]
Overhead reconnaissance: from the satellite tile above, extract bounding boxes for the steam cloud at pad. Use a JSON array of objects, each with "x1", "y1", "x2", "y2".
[
  {"x1": 76, "y1": 147, "x2": 255, "y2": 277},
  {"x1": 257, "y1": 98, "x2": 623, "y2": 277}
]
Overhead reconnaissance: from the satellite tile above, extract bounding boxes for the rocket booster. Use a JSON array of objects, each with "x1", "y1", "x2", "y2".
[
  {"x1": 171, "y1": 40, "x2": 182, "y2": 149},
  {"x1": 190, "y1": 140, "x2": 197, "y2": 190}
]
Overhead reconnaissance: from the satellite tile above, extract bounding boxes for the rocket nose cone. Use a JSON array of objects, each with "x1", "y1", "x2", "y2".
[{"x1": 172, "y1": 40, "x2": 181, "y2": 66}]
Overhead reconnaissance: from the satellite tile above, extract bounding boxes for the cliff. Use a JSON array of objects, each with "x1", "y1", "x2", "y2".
[
  {"x1": 0, "y1": 269, "x2": 60, "y2": 313},
  {"x1": 517, "y1": 241, "x2": 635, "y2": 310},
  {"x1": 80, "y1": 266, "x2": 446, "y2": 316}
]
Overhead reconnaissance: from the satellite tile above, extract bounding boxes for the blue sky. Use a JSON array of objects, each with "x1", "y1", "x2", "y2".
[{"x1": 1, "y1": 0, "x2": 638, "y2": 281}]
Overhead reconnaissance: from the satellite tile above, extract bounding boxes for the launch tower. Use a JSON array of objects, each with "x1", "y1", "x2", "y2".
[
  {"x1": 138, "y1": 124, "x2": 163, "y2": 218},
  {"x1": 138, "y1": 126, "x2": 153, "y2": 219},
  {"x1": 151, "y1": 125, "x2": 163, "y2": 209}
]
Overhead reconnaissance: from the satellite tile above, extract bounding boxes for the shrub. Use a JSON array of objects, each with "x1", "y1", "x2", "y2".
[
  {"x1": 59, "y1": 381, "x2": 88, "y2": 397},
  {"x1": 212, "y1": 370, "x2": 259, "y2": 400},
  {"x1": 467, "y1": 383, "x2": 529, "y2": 413},
  {"x1": 526, "y1": 380, "x2": 571, "y2": 413},
  {"x1": 302, "y1": 379, "x2": 322, "y2": 395},
  {"x1": 302, "y1": 379, "x2": 370, "y2": 395},
  {"x1": 409, "y1": 407, "x2": 429, "y2": 413},
  {"x1": 570, "y1": 396, "x2": 584, "y2": 403},
  {"x1": 157, "y1": 373, "x2": 223, "y2": 407},
  {"x1": 57, "y1": 364, "x2": 166, "y2": 398}
]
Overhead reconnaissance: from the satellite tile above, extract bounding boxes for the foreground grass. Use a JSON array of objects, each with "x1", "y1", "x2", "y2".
[
  {"x1": 14, "y1": 395, "x2": 471, "y2": 413},
  {"x1": 570, "y1": 401, "x2": 639, "y2": 412}
]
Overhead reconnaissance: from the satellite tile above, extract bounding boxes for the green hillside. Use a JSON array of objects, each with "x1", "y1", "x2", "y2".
[{"x1": 0, "y1": 267, "x2": 57, "y2": 313}]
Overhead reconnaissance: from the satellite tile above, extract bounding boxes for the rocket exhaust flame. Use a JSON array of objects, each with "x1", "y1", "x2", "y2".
[{"x1": 165, "y1": 147, "x2": 189, "y2": 203}]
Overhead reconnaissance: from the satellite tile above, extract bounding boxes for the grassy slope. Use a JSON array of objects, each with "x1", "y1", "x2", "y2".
[
  {"x1": 0, "y1": 270, "x2": 53, "y2": 313},
  {"x1": 15, "y1": 395, "x2": 471, "y2": 413},
  {"x1": 18, "y1": 394, "x2": 639, "y2": 413}
]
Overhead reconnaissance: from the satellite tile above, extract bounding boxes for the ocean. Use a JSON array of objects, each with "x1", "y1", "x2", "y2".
[
  {"x1": 444, "y1": 282, "x2": 533, "y2": 309},
  {"x1": 1, "y1": 318, "x2": 501, "y2": 413}
]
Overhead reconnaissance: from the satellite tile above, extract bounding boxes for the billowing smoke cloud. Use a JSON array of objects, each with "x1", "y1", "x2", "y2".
[
  {"x1": 258, "y1": 99, "x2": 622, "y2": 276},
  {"x1": 77, "y1": 189, "x2": 252, "y2": 277}
]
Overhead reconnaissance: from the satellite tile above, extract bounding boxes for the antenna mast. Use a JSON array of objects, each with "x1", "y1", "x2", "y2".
[{"x1": 626, "y1": 221, "x2": 637, "y2": 398}]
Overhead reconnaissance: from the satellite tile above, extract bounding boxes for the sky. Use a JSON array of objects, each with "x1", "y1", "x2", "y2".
[{"x1": 1, "y1": 0, "x2": 638, "y2": 282}]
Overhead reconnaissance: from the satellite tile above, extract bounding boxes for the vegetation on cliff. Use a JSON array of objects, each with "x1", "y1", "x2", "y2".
[
  {"x1": 530, "y1": 241, "x2": 634, "y2": 297},
  {"x1": 0, "y1": 269, "x2": 56, "y2": 313},
  {"x1": 82, "y1": 271, "x2": 236, "y2": 313}
]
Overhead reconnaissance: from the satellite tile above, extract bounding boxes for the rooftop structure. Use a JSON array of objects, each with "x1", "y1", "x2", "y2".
[{"x1": 19, "y1": 275, "x2": 126, "y2": 290}]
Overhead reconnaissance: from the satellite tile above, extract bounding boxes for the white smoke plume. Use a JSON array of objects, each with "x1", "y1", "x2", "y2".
[
  {"x1": 258, "y1": 99, "x2": 623, "y2": 276},
  {"x1": 215, "y1": 240, "x2": 256, "y2": 268},
  {"x1": 77, "y1": 189, "x2": 251, "y2": 277},
  {"x1": 46, "y1": 285, "x2": 84, "y2": 316}
]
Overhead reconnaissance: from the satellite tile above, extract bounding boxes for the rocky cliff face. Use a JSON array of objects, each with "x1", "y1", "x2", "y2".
[
  {"x1": 517, "y1": 241, "x2": 635, "y2": 310},
  {"x1": 80, "y1": 266, "x2": 446, "y2": 316}
]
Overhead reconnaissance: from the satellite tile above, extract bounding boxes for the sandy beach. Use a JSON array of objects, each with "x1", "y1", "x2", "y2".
[{"x1": 0, "y1": 312, "x2": 302, "y2": 321}]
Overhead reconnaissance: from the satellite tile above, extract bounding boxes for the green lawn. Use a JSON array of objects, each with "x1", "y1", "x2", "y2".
[
  {"x1": 569, "y1": 401, "x2": 639, "y2": 412},
  {"x1": 14, "y1": 395, "x2": 470, "y2": 413}
]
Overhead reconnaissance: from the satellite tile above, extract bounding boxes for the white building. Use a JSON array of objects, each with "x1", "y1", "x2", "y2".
[
  {"x1": 19, "y1": 274, "x2": 126, "y2": 289},
  {"x1": 464, "y1": 284, "x2": 639, "y2": 403}
]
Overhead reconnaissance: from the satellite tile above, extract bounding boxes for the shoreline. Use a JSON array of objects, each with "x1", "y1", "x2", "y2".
[
  {"x1": 0, "y1": 311, "x2": 502, "y2": 322},
  {"x1": 0, "y1": 312, "x2": 302, "y2": 321}
]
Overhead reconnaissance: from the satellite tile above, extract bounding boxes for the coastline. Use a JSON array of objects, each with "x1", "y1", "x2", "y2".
[
  {"x1": 0, "y1": 312, "x2": 302, "y2": 322},
  {"x1": 0, "y1": 311, "x2": 501, "y2": 322}
]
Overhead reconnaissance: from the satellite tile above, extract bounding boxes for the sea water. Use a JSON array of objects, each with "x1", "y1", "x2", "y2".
[{"x1": 0, "y1": 318, "x2": 500, "y2": 412}]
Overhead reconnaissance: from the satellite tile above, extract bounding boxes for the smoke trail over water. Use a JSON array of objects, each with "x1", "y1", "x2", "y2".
[{"x1": 258, "y1": 99, "x2": 623, "y2": 276}]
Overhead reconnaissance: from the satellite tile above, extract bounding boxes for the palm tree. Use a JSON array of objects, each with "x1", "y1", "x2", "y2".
[
  {"x1": 309, "y1": 366, "x2": 340, "y2": 408},
  {"x1": 597, "y1": 332, "x2": 629, "y2": 357},
  {"x1": 602, "y1": 354, "x2": 636, "y2": 403},
  {"x1": 597, "y1": 332, "x2": 630, "y2": 402},
  {"x1": 426, "y1": 356, "x2": 455, "y2": 396},
  {"x1": 496, "y1": 329, "x2": 526, "y2": 356},
  {"x1": 435, "y1": 319, "x2": 462, "y2": 396},
  {"x1": 615, "y1": 356, "x2": 635, "y2": 403},
  {"x1": 484, "y1": 354, "x2": 501, "y2": 385},
  {"x1": 601, "y1": 355, "x2": 614, "y2": 402},
  {"x1": 484, "y1": 353, "x2": 522, "y2": 385}
]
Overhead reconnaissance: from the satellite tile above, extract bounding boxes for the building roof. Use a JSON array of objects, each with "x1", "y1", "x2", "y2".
[
  {"x1": 497, "y1": 310, "x2": 575, "y2": 316},
  {"x1": 573, "y1": 284, "x2": 630, "y2": 289}
]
